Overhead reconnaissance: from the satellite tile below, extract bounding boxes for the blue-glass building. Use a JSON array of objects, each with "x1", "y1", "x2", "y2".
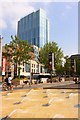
[{"x1": 17, "y1": 8, "x2": 50, "y2": 47}]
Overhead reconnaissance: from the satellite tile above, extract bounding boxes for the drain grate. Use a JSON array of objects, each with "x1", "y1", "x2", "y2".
[
  {"x1": 21, "y1": 95, "x2": 27, "y2": 97},
  {"x1": 13, "y1": 101, "x2": 21, "y2": 105},
  {"x1": 43, "y1": 91, "x2": 46, "y2": 93},
  {"x1": 66, "y1": 96, "x2": 69, "y2": 98},
  {"x1": 42, "y1": 103, "x2": 50, "y2": 106},
  {"x1": 43, "y1": 96, "x2": 48, "y2": 98}
]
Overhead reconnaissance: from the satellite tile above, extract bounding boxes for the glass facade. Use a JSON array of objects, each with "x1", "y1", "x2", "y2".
[
  {"x1": 17, "y1": 9, "x2": 49, "y2": 47},
  {"x1": 25, "y1": 63, "x2": 30, "y2": 72}
]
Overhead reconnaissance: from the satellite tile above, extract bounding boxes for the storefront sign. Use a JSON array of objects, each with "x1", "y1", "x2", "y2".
[{"x1": 2, "y1": 57, "x2": 6, "y2": 75}]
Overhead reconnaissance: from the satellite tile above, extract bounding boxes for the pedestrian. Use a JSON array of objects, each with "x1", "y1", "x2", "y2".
[
  {"x1": 2, "y1": 75, "x2": 9, "y2": 91},
  {"x1": 28, "y1": 79, "x2": 32, "y2": 87},
  {"x1": 5, "y1": 75, "x2": 8, "y2": 85},
  {"x1": 59, "y1": 76, "x2": 61, "y2": 82},
  {"x1": 8, "y1": 75, "x2": 13, "y2": 91}
]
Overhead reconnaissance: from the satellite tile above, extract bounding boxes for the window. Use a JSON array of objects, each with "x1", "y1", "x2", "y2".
[
  {"x1": 32, "y1": 69, "x2": 33, "y2": 73},
  {"x1": 23, "y1": 68, "x2": 24, "y2": 72},
  {"x1": 34, "y1": 64, "x2": 35, "y2": 68},
  {"x1": 23, "y1": 62, "x2": 24, "y2": 66},
  {"x1": 25, "y1": 63, "x2": 30, "y2": 72},
  {"x1": 32, "y1": 64, "x2": 33, "y2": 67},
  {"x1": 36, "y1": 65, "x2": 39, "y2": 68},
  {"x1": 40, "y1": 66, "x2": 43, "y2": 73}
]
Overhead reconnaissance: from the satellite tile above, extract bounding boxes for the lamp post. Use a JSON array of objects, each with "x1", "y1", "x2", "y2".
[{"x1": 30, "y1": 59, "x2": 32, "y2": 85}]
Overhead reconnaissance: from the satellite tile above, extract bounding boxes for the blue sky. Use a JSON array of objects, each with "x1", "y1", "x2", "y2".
[{"x1": 0, "y1": 1, "x2": 78, "y2": 56}]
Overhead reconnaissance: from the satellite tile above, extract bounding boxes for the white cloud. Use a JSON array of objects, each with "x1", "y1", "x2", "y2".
[
  {"x1": 0, "y1": 19, "x2": 7, "y2": 29},
  {"x1": 0, "y1": 2, "x2": 35, "y2": 31},
  {"x1": 0, "y1": 0, "x2": 34, "y2": 2},
  {"x1": 38, "y1": 0, "x2": 79, "y2": 1},
  {"x1": 0, "y1": 0, "x2": 78, "y2": 31}
]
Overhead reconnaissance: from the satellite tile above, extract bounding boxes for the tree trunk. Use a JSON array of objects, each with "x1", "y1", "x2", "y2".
[{"x1": 18, "y1": 64, "x2": 21, "y2": 79}]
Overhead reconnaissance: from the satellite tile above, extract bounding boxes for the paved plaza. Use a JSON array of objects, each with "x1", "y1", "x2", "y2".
[{"x1": 1, "y1": 81, "x2": 80, "y2": 119}]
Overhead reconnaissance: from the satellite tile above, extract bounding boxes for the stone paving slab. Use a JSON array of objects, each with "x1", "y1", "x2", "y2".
[{"x1": 1, "y1": 88, "x2": 79, "y2": 119}]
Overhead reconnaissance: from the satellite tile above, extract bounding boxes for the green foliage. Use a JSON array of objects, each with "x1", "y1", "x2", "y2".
[
  {"x1": 64, "y1": 56, "x2": 71, "y2": 76},
  {"x1": 71, "y1": 56, "x2": 80, "y2": 76},
  {"x1": 39, "y1": 42, "x2": 64, "y2": 72},
  {"x1": 5, "y1": 35, "x2": 32, "y2": 79},
  {"x1": 64, "y1": 55, "x2": 80, "y2": 76},
  {"x1": 56, "y1": 65, "x2": 65, "y2": 76},
  {"x1": 75, "y1": 58, "x2": 80, "y2": 76}
]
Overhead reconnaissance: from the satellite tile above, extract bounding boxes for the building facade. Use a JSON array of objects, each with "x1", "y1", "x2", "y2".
[
  {"x1": 70, "y1": 54, "x2": 80, "y2": 76},
  {"x1": 2, "y1": 46, "x2": 14, "y2": 78},
  {"x1": 78, "y1": 2, "x2": 80, "y2": 53},
  {"x1": 19, "y1": 60, "x2": 45, "y2": 78},
  {"x1": 0, "y1": 36, "x2": 2, "y2": 76},
  {"x1": 17, "y1": 8, "x2": 50, "y2": 48},
  {"x1": 17, "y1": 45, "x2": 45, "y2": 78},
  {"x1": 2, "y1": 45, "x2": 45, "y2": 78}
]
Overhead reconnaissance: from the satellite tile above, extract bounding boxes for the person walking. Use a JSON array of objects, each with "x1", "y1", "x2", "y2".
[
  {"x1": 5, "y1": 75, "x2": 8, "y2": 85},
  {"x1": 4, "y1": 75, "x2": 9, "y2": 90},
  {"x1": 8, "y1": 75, "x2": 13, "y2": 91},
  {"x1": 28, "y1": 79, "x2": 32, "y2": 87}
]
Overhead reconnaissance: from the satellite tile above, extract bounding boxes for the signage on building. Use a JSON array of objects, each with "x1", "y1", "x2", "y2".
[
  {"x1": 2, "y1": 57, "x2": 6, "y2": 75},
  {"x1": 52, "y1": 53, "x2": 55, "y2": 71}
]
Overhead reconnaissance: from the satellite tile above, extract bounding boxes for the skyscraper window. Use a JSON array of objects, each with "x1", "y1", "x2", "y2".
[{"x1": 17, "y1": 9, "x2": 50, "y2": 47}]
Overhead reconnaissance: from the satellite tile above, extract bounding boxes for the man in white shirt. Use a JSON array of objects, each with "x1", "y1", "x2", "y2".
[{"x1": 8, "y1": 75, "x2": 12, "y2": 90}]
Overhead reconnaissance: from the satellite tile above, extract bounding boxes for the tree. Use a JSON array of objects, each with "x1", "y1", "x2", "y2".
[
  {"x1": 73, "y1": 57, "x2": 80, "y2": 76},
  {"x1": 39, "y1": 42, "x2": 64, "y2": 73},
  {"x1": 64, "y1": 56, "x2": 71, "y2": 76},
  {"x1": 76, "y1": 58, "x2": 80, "y2": 76},
  {"x1": 70, "y1": 56, "x2": 80, "y2": 76},
  {"x1": 56, "y1": 65, "x2": 65, "y2": 76},
  {"x1": 5, "y1": 36, "x2": 32, "y2": 79}
]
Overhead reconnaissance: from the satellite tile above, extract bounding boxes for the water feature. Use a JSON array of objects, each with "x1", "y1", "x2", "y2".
[{"x1": 2, "y1": 88, "x2": 78, "y2": 118}]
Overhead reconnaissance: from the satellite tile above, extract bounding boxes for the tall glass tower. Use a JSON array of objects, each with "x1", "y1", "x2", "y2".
[{"x1": 17, "y1": 8, "x2": 50, "y2": 47}]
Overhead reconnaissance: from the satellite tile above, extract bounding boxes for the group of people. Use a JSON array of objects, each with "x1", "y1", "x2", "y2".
[{"x1": 3, "y1": 75, "x2": 13, "y2": 91}]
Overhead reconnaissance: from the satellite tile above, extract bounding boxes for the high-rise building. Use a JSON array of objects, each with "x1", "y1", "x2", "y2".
[
  {"x1": 17, "y1": 8, "x2": 50, "y2": 47},
  {"x1": 78, "y1": 2, "x2": 80, "y2": 53}
]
